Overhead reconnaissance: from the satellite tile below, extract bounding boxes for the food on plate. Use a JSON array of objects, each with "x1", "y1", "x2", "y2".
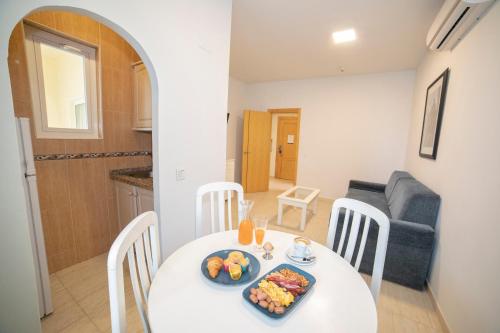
[
  {"x1": 247, "y1": 267, "x2": 310, "y2": 315},
  {"x1": 255, "y1": 289, "x2": 266, "y2": 301},
  {"x1": 229, "y1": 251, "x2": 244, "y2": 262},
  {"x1": 257, "y1": 280, "x2": 295, "y2": 307},
  {"x1": 223, "y1": 251, "x2": 250, "y2": 273},
  {"x1": 265, "y1": 269, "x2": 309, "y2": 296},
  {"x1": 239, "y1": 256, "x2": 250, "y2": 272},
  {"x1": 274, "y1": 306, "x2": 285, "y2": 314},
  {"x1": 206, "y1": 256, "x2": 223, "y2": 278},
  {"x1": 258, "y1": 300, "x2": 269, "y2": 308},
  {"x1": 229, "y1": 263, "x2": 242, "y2": 280},
  {"x1": 279, "y1": 269, "x2": 309, "y2": 287},
  {"x1": 206, "y1": 250, "x2": 252, "y2": 280}
]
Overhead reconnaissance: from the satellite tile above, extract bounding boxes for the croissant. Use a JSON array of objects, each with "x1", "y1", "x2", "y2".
[{"x1": 207, "y1": 256, "x2": 223, "y2": 278}]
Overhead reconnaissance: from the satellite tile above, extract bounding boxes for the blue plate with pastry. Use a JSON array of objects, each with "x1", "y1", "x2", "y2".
[{"x1": 201, "y1": 249, "x2": 260, "y2": 286}]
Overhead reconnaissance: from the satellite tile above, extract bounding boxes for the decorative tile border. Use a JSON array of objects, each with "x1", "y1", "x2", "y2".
[{"x1": 34, "y1": 151, "x2": 152, "y2": 161}]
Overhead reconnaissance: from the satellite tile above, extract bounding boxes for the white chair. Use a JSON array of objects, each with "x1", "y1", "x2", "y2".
[
  {"x1": 108, "y1": 211, "x2": 160, "y2": 333},
  {"x1": 195, "y1": 182, "x2": 244, "y2": 237},
  {"x1": 326, "y1": 198, "x2": 390, "y2": 302}
]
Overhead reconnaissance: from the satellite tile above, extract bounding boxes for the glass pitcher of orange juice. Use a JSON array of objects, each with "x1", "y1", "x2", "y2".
[{"x1": 238, "y1": 200, "x2": 254, "y2": 245}]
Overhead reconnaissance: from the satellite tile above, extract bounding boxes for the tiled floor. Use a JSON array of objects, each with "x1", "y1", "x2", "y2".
[
  {"x1": 268, "y1": 176, "x2": 294, "y2": 191},
  {"x1": 42, "y1": 181, "x2": 445, "y2": 333},
  {"x1": 42, "y1": 255, "x2": 142, "y2": 333}
]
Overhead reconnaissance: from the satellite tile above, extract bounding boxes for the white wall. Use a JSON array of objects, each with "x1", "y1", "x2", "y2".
[
  {"x1": 226, "y1": 77, "x2": 246, "y2": 183},
  {"x1": 0, "y1": 1, "x2": 232, "y2": 331},
  {"x1": 243, "y1": 71, "x2": 415, "y2": 198},
  {"x1": 405, "y1": 3, "x2": 500, "y2": 333}
]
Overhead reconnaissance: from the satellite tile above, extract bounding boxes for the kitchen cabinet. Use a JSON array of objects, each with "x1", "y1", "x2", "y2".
[
  {"x1": 137, "y1": 187, "x2": 154, "y2": 215},
  {"x1": 114, "y1": 181, "x2": 154, "y2": 230},
  {"x1": 132, "y1": 62, "x2": 152, "y2": 130}
]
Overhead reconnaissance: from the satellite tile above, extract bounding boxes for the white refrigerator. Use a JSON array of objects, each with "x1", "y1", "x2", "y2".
[{"x1": 16, "y1": 117, "x2": 53, "y2": 318}]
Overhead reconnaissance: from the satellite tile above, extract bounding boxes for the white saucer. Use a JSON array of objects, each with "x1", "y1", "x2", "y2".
[{"x1": 286, "y1": 248, "x2": 316, "y2": 266}]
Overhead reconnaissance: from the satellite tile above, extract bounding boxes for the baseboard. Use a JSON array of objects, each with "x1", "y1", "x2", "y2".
[{"x1": 426, "y1": 281, "x2": 452, "y2": 333}]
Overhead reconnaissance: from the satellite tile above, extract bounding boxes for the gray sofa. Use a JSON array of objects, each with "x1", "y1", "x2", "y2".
[{"x1": 333, "y1": 171, "x2": 440, "y2": 290}]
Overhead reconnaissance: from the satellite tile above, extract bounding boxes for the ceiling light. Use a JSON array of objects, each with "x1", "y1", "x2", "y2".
[{"x1": 332, "y1": 29, "x2": 356, "y2": 44}]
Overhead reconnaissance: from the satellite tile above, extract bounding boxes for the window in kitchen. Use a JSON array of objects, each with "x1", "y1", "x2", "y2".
[{"x1": 24, "y1": 24, "x2": 101, "y2": 139}]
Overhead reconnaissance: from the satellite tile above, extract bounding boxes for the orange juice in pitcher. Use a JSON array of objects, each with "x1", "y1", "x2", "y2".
[{"x1": 238, "y1": 200, "x2": 254, "y2": 245}]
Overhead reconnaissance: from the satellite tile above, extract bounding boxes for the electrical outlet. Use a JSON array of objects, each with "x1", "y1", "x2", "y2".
[{"x1": 176, "y1": 168, "x2": 185, "y2": 181}]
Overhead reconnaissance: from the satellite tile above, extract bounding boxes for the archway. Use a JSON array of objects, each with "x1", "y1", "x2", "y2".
[
  {"x1": 0, "y1": 2, "x2": 231, "y2": 332},
  {"x1": 1, "y1": 5, "x2": 160, "y2": 332}
]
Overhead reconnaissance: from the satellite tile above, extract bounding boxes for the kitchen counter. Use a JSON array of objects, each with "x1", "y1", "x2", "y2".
[{"x1": 110, "y1": 166, "x2": 153, "y2": 191}]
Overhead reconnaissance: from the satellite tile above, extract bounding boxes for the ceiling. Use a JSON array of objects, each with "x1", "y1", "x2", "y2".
[{"x1": 230, "y1": 0, "x2": 443, "y2": 83}]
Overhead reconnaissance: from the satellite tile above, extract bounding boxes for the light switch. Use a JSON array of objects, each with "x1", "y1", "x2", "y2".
[{"x1": 176, "y1": 168, "x2": 185, "y2": 181}]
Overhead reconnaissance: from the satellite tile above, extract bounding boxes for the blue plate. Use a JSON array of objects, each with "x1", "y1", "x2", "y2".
[
  {"x1": 242, "y1": 263, "x2": 316, "y2": 319},
  {"x1": 201, "y1": 249, "x2": 260, "y2": 286}
]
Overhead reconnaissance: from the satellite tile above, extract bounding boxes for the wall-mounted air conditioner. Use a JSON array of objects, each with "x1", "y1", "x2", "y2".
[{"x1": 426, "y1": 0, "x2": 496, "y2": 51}]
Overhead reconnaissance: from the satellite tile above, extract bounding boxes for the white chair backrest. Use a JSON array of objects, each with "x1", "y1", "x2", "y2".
[
  {"x1": 195, "y1": 182, "x2": 244, "y2": 238},
  {"x1": 108, "y1": 211, "x2": 160, "y2": 333},
  {"x1": 326, "y1": 198, "x2": 390, "y2": 302}
]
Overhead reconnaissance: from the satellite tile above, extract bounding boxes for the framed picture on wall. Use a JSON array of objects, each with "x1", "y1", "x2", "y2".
[{"x1": 419, "y1": 68, "x2": 450, "y2": 160}]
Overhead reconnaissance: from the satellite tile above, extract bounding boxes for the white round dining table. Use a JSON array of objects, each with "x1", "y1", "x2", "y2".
[{"x1": 148, "y1": 230, "x2": 377, "y2": 333}]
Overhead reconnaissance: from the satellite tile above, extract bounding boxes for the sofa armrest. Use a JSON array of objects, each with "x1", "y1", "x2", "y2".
[
  {"x1": 349, "y1": 180, "x2": 386, "y2": 193},
  {"x1": 389, "y1": 219, "x2": 435, "y2": 249}
]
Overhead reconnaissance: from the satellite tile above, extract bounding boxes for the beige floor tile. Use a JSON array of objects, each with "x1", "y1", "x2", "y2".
[
  {"x1": 41, "y1": 300, "x2": 86, "y2": 333},
  {"x1": 56, "y1": 255, "x2": 108, "y2": 302},
  {"x1": 50, "y1": 274, "x2": 65, "y2": 293},
  {"x1": 88, "y1": 299, "x2": 143, "y2": 333},
  {"x1": 59, "y1": 317, "x2": 100, "y2": 333},
  {"x1": 48, "y1": 275, "x2": 75, "y2": 311},
  {"x1": 269, "y1": 177, "x2": 294, "y2": 191},
  {"x1": 80, "y1": 277, "x2": 141, "y2": 332},
  {"x1": 378, "y1": 308, "x2": 395, "y2": 333},
  {"x1": 393, "y1": 314, "x2": 443, "y2": 333},
  {"x1": 78, "y1": 286, "x2": 110, "y2": 317},
  {"x1": 51, "y1": 285, "x2": 75, "y2": 311}
]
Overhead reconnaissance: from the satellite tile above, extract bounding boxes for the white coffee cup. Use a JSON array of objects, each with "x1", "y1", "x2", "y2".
[{"x1": 293, "y1": 237, "x2": 312, "y2": 258}]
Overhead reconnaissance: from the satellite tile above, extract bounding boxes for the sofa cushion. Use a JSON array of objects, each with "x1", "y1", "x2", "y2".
[
  {"x1": 346, "y1": 188, "x2": 392, "y2": 218},
  {"x1": 385, "y1": 170, "x2": 413, "y2": 200},
  {"x1": 388, "y1": 178, "x2": 440, "y2": 228}
]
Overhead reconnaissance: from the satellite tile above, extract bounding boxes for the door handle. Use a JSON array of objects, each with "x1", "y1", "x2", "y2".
[{"x1": 278, "y1": 145, "x2": 283, "y2": 155}]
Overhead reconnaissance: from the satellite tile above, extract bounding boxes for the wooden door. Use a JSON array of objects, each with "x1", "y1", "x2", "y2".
[
  {"x1": 114, "y1": 181, "x2": 138, "y2": 231},
  {"x1": 137, "y1": 187, "x2": 154, "y2": 214},
  {"x1": 242, "y1": 111, "x2": 272, "y2": 193},
  {"x1": 275, "y1": 117, "x2": 298, "y2": 181}
]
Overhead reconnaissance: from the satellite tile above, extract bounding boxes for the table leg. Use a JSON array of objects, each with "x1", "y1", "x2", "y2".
[
  {"x1": 313, "y1": 197, "x2": 319, "y2": 214},
  {"x1": 300, "y1": 204, "x2": 307, "y2": 231},
  {"x1": 277, "y1": 201, "x2": 283, "y2": 226}
]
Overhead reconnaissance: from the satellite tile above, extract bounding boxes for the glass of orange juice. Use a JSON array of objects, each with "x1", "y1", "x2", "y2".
[{"x1": 253, "y1": 216, "x2": 268, "y2": 251}]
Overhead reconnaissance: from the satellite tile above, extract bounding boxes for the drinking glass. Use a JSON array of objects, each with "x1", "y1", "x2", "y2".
[
  {"x1": 253, "y1": 216, "x2": 268, "y2": 250},
  {"x1": 238, "y1": 200, "x2": 254, "y2": 245}
]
